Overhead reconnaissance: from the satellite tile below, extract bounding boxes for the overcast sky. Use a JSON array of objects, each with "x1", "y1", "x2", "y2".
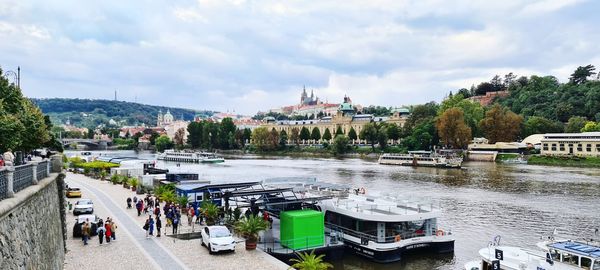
[{"x1": 1, "y1": 0, "x2": 599, "y2": 114}]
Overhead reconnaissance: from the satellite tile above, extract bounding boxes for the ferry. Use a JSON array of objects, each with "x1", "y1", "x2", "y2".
[
  {"x1": 378, "y1": 151, "x2": 463, "y2": 168},
  {"x1": 157, "y1": 150, "x2": 225, "y2": 163},
  {"x1": 317, "y1": 193, "x2": 455, "y2": 263},
  {"x1": 465, "y1": 235, "x2": 600, "y2": 270}
]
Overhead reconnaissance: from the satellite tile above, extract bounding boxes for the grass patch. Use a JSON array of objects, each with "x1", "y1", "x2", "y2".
[
  {"x1": 528, "y1": 155, "x2": 600, "y2": 167},
  {"x1": 496, "y1": 153, "x2": 519, "y2": 161}
]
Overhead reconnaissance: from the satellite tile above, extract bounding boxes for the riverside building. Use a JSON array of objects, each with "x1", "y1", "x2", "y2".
[{"x1": 540, "y1": 132, "x2": 600, "y2": 157}]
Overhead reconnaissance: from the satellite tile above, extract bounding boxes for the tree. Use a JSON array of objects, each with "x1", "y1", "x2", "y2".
[
  {"x1": 335, "y1": 126, "x2": 344, "y2": 136},
  {"x1": 290, "y1": 127, "x2": 300, "y2": 146},
  {"x1": 581, "y1": 121, "x2": 600, "y2": 132},
  {"x1": 155, "y1": 135, "x2": 173, "y2": 152},
  {"x1": 523, "y1": 116, "x2": 563, "y2": 137},
  {"x1": 359, "y1": 123, "x2": 378, "y2": 150},
  {"x1": 279, "y1": 130, "x2": 288, "y2": 148},
  {"x1": 436, "y1": 108, "x2": 472, "y2": 149},
  {"x1": 173, "y1": 127, "x2": 186, "y2": 148},
  {"x1": 322, "y1": 128, "x2": 332, "y2": 141},
  {"x1": 299, "y1": 127, "x2": 311, "y2": 143},
  {"x1": 386, "y1": 124, "x2": 400, "y2": 143},
  {"x1": 251, "y1": 127, "x2": 270, "y2": 151},
  {"x1": 565, "y1": 116, "x2": 588, "y2": 133},
  {"x1": 377, "y1": 126, "x2": 388, "y2": 149},
  {"x1": 479, "y1": 104, "x2": 523, "y2": 143},
  {"x1": 187, "y1": 122, "x2": 202, "y2": 148},
  {"x1": 268, "y1": 128, "x2": 279, "y2": 150},
  {"x1": 569, "y1": 65, "x2": 596, "y2": 85},
  {"x1": 438, "y1": 94, "x2": 484, "y2": 137},
  {"x1": 149, "y1": 131, "x2": 160, "y2": 145},
  {"x1": 332, "y1": 135, "x2": 350, "y2": 155},
  {"x1": 347, "y1": 127, "x2": 358, "y2": 141},
  {"x1": 311, "y1": 127, "x2": 321, "y2": 142}
]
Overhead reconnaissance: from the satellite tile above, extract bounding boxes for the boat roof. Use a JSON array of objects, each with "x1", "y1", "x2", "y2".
[
  {"x1": 549, "y1": 241, "x2": 600, "y2": 258},
  {"x1": 176, "y1": 181, "x2": 260, "y2": 192}
]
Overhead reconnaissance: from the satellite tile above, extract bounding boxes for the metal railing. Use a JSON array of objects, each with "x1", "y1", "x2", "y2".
[
  {"x1": 324, "y1": 222, "x2": 437, "y2": 244},
  {"x1": 259, "y1": 235, "x2": 331, "y2": 254},
  {"x1": 0, "y1": 160, "x2": 52, "y2": 201},
  {"x1": 13, "y1": 164, "x2": 34, "y2": 193}
]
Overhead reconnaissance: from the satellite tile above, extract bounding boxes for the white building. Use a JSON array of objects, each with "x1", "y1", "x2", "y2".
[{"x1": 540, "y1": 132, "x2": 600, "y2": 157}]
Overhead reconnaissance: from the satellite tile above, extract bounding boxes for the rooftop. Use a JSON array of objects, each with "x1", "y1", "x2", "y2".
[{"x1": 549, "y1": 241, "x2": 600, "y2": 258}]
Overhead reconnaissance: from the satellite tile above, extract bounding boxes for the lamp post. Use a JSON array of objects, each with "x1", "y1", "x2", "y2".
[{"x1": 3, "y1": 66, "x2": 20, "y2": 88}]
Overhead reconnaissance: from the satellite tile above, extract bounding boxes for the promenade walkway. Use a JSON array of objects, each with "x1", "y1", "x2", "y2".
[{"x1": 63, "y1": 172, "x2": 288, "y2": 270}]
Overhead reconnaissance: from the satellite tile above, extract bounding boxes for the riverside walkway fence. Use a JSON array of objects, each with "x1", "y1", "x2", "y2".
[{"x1": 0, "y1": 160, "x2": 50, "y2": 201}]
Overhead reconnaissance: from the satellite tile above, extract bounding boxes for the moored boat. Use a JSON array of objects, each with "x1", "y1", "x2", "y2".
[
  {"x1": 378, "y1": 151, "x2": 463, "y2": 168},
  {"x1": 157, "y1": 150, "x2": 225, "y2": 163}
]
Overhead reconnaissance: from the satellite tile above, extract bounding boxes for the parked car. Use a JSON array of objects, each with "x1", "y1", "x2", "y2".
[
  {"x1": 73, "y1": 199, "x2": 94, "y2": 215},
  {"x1": 201, "y1": 226, "x2": 236, "y2": 254},
  {"x1": 66, "y1": 187, "x2": 82, "y2": 198},
  {"x1": 72, "y1": 214, "x2": 99, "y2": 237}
]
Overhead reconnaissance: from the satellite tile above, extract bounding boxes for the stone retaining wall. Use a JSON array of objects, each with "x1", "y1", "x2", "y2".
[{"x1": 0, "y1": 173, "x2": 65, "y2": 270}]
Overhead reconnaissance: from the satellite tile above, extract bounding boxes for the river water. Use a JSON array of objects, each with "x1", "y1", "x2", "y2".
[{"x1": 67, "y1": 150, "x2": 600, "y2": 270}]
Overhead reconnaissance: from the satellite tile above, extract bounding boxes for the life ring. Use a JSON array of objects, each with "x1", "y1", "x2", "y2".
[
  {"x1": 359, "y1": 187, "x2": 366, "y2": 194},
  {"x1": 436, "y1": 230, "x2": 444, "y2": 236},
  {"x1": 394, "y1": 235, "x2": 401, "y2": 242}
]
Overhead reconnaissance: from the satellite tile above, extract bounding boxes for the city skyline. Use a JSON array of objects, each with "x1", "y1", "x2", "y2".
[{"x1": 1, "y1": 0, "x2": 599, "y2": 114}]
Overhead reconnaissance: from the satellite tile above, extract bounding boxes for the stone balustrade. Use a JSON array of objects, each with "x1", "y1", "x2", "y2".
[{"x1": 0, "y1": 160, "x2": 51, "y2": 201}]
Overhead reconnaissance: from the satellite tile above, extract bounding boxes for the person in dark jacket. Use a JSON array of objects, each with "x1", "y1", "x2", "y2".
[{"x1": 155, "y1": 214, "x2": 162, "y2": 237}]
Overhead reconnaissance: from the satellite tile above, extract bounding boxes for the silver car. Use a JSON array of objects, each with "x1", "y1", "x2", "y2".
[{"x1": 73, "y1": 199, "x2": 94, "y2": 215}]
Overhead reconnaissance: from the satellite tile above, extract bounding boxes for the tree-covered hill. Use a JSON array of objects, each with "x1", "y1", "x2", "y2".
[{"x1": 31, "y1": 98, "x2": 213, "y2": 127}]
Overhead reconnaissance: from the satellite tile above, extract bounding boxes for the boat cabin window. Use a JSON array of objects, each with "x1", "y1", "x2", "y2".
[
  {"x1": 593, "y1": 260, "x2": 600, "y2": 270},
  {"x1": 562, "y1": 253, "x2": 579, "y2": 266},
  {"x1": 580, "y1": 257, "x2": 592, "y2": 269},
  {"x1": 550, "y1": 249, "x2": 561, "y2": 260},
  {"x1": 384, "y1": 219, "x2": 435, "y2": 240}
]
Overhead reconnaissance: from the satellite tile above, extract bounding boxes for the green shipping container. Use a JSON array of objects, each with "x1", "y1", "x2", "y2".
[{"x1": 280, "y1": 209, "x2": 324, "y2": 250}]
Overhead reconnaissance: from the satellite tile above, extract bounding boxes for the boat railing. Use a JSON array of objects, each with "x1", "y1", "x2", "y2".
[{"x1": 259, "y1": 234, "x2": 337, "y2": 254}]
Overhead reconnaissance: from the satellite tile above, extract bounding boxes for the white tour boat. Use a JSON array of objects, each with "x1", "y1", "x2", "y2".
[
  {"x1": 465, "y1": 235, "x2": 600, "y2": 270},
  {"x1": 317, "y1": 193, "x2": 455, "y2": 263},
  {"x1": 157, "y1": 150, "x2": 225, "y2": 163},
  {"x1": 378, "y1": 151, "x2": 463, "y2": 168}
]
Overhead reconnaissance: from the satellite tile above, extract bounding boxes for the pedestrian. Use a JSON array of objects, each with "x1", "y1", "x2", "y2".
[
  {"x1": 155, "y1": 197, "x2": 160, "y2": 206},
  {"x1": 187, "y1": 206, "x2": 194, "y2": 226},
  {"x1": 133, "y1": 196, "x2": 138, "y2": 204},
  {"x1": 127, "y1": 197, "x2": 132, "y2": 209},
  {"x1": 136, "y1": 200, "x2": 142, "y2": 216},
  {"x1": 3, "y1": 148, "x2": 14, "y2": 166},
  {"x1": 97, "y1": 225, "x2": 106, "y2": 245},
  {"x1": 105, "y1": 221, "x2": 112, "y2": 243},
  {"x1": 172, "y1": 214, "x2": 179, "y2": 235},
  {"x1": 97, "y1": 218, "x2": 104, "y2": 229},
  {"x1": 154, "y1": 204, "x2": 160, "y2": 216},
  {"x1": 110, "y1": 220, "x2": 118, "y2": 241},
  {"x1": 195, "y1": 207, "x2": 201, "y2": 224},
  {"x1": 148, "y1": 199, "x2": 154, "y2": 213},
  {"x1": 143, "y1": 217, "x2": 150, "y2": 238},
  {"x1": 149, "y1": 215, "x2": 155, "y2": 236},
  {"x1": 166, "y1": 209, "x2": 173, "y2": 227},
  {"x1": 156, "y1": 214, "x2": 162, "y2": 237},
  {"x1": 82, "y1": 219, "x2": 90, "y2": 246}
]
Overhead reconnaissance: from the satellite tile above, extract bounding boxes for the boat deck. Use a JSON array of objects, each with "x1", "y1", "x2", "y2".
[
  {"x1": 327, "y1": 194, "x2": 439, "y2": 216},
  {"x1": 258, "y1": 218, "x2": 344, "y2": 255}
]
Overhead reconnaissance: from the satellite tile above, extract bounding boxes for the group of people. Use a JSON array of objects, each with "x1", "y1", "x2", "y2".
[
  {"x1": 80, "y1": 217, "x2": 118, "y2": 246},
  {"x1": 1, "y1": 149, "x2": 15, "y2": 167},
  {"x1": 0, "y1": 148, "x2": 52, "y2": 167}
]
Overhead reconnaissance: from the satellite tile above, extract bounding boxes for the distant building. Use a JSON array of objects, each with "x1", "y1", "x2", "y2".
[
  {"x1": 262, "y1": 96, "x2": 409, "y2": 144},
  {"x1": 540, "y1": 132, "x2": 600, "y2": 157},
  {"x1": 157, "y1": 109, "x2": 174, "y2": 127},
  {"x1": 468, "y1": 90, "x2": 509, "y2": 106},
  {"x1": 269, "y1": 86, "x2": 343, "y2": 117}
]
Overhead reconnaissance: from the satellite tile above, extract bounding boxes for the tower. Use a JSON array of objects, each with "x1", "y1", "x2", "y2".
[
  {"x1": 157, "y1": 109, "x2": 163, "y2": 126},
  {"x1": 301, "y1": 85, "x2": 308, "y2": 104}
]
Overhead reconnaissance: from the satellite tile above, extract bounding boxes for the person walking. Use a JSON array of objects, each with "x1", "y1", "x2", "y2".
[
  {"x1": 166, "y1": 208, "x2": 173, "y2": 228},
  {"x1": 3, "y1": 149, "x2": 14, "y2": 166},
  {"x1": 97, "y1": 225, "x2": 106, "y2": 245},
  {"x1": 104, "y1": 221, "x2": 112, "y2": 243},
  {"x1": 82, "y1": 219, "x2": 90, "y2": 246},
  {"x1": 172, "y1": 213, "x2": 179, "y2": 235},
  {"x1": 126, "y1": 197, "x2": 132, "y2": 209},
  {"x1": 154, "y1": 204, "x2": 160, "y2": 217},
  {"x1": 195, "y1": 207, "x2": 201, "y2": 224},
  {"x1": 187, "y1": 206, "x2": 194, "y2": 226},
  {"x1": 144, "y1": 217, "x2": 150, "y2": 238},
  {"x1": 136, "y1": 200, "x2": 143, "y2": 216},
  {"x1": 155, "y1": 214, "x2": 162, "y2": 237},
  {"x1": 148, "y1": 215, "x2": 155, "y2": 236},
  {"x1": 110, "y1": 219, "x2": 118, "y2": 241}
]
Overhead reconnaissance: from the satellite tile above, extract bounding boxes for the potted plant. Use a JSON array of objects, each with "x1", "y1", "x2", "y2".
[
  {"x1": 289, "y1": 250, "x2": 333, "y2": 270},
  {"x1": 99, "y1": 170, "x2": 108, "y2": 181},
  {"x1": 159, "y1": 190, "x2": 176, "y2": 203},
  {"x1": 177, "y1": 195, "x2": 189, "y2": 212},
  {"x1": 128, "y1": 177, "x2": 139, "y2": 192},
  {"x1": 110, "y1": 174, "x2": 121, "y2": 185},
  {"x1": 201, "y1": 201, "x2": 220, "y2": 226},
  {"x1": 235, "y1": 215, "x2": 268, "y2": 250}
]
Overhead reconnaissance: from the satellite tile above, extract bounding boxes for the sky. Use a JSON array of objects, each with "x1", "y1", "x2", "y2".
[{"x1": 1, "y1": 0, "x2": 599, "y2": 115}]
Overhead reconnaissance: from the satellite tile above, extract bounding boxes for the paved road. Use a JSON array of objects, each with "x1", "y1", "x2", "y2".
[{"x1": 71, "y1": 177, "x2": 189, "y2": 270}]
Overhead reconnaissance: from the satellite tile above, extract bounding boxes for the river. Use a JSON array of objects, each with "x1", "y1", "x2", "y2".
[{"x1": 67, "y1": 150, "x2": 600, "y2": 270}]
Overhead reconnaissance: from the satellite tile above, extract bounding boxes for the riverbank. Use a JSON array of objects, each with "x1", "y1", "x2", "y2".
[
  {"x1": 527, "y1": 155, "x2": 600, "y2": 167},
  {"x1": 218, "y1": 147, "x2": 384, "y2": 160}
]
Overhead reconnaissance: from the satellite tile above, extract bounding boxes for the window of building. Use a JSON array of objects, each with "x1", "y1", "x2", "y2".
[
  {"x1": 551, "y1": 144, "x2": 557, "y2": 151},
  {"x1": 587, "y1": 144, "x2": 592, "y2": 152},
  {"x1": 577, "y1": 144, "x2": 583, "y2": 151},
  {"x1": 596, "y1": 144, "x2": 600, "y2": 152},
  {"x1": 543, "y1": 143, "x2": 549, "y2": 151},
  {"x1": 559, "y1": 144, "x2": 565, "y2": 151}
]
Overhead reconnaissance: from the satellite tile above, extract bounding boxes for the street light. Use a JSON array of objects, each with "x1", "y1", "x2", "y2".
[{"x1": 3, "y1": 66, "x2": 20, "y2": 88}]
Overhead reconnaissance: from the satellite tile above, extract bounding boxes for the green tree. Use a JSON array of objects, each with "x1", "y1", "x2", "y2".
[
  {"x1": 173, "y1": 127, "x2": 186, "y2": 149},
  {"x1": 377, "y1": 126, "x2": 388, "y2": 149},
  {"x1": 581, "y1": 121, "x2": 600, "y2": 132},
  {"x1": 569, "y1": 65, "x2": 596, "y2": 85},
  {"x1": 359, "y1": 123, "x2": 378, "y2": 150},
  {"x1": 347, "y1": 127, "x2": 358, "y2": 141},
  {"x1": 279, "y1": 130, "x2": 288, "y2": 148},
  {"x1": 332, "y1": 135, "x2": 350, "y2": 155},
  {"x1": 311, "y1": 127, "x2": 321, "y2": 142},
  {"x1": 300, "y1": 127, "x2": 311, "y2": 143},
  {"x1": 565, "y1": 116, "x2": 587, "y2": 133},
  {"x1": 402, "y1": 121, "x2": 435, "y2": 151},
  {"x1": 335, "y1": 126, "x2": 344, "y2": 136},
  {"x1": 290, "y1": 127, "x2": 300, "y2": 146},
  {"x1": 268, "y1": 128, "x2": 279, "y2": 150},
  {"x1": 386, "y1": 123, "x2": 400, "y2": 142},
  {"x1": 187, "y1": 121, "x2": 202, "y2": 148},
  {"x1": 251, "y1": 127, "x2": 270, "y2": 151},
  {"x1": 438, "y1": 94, "x2": 484, "y2": 137},
  {"x1": 523, "y1": 116, "x2": 563, "y2": 137},
  {"x1": 322, "y1": 128, "x2": 332, "y2": 141},
  {"x1": 155, "y1": 135, "x2": 173, "y2": 152},
  {"x1": 436, "y1": 108, "x2": 472, "y2": 149}
]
